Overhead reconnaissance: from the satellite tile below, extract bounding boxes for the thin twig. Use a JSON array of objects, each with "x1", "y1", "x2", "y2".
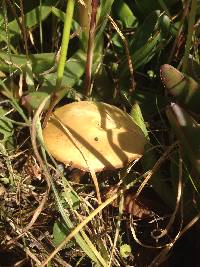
[
  {"x1": 108, "y1": 189, "x2": 124, "y2": 267},
  {"x1": 19, "y1": 0, "x2": 29, "y2": 59},
  {"x1": 84, "y1": 0, "x2": 100, "y2": 96},
  {"x1": 6, "y1": 97, "x2": 51, "y2": 246},
  {"x1": 40, "y1": 145, "x2": 179, "y2": 267},
  {"x1": 135, "y1": 142, "x2": 178, "y2": 199},
  {"x1": 5, "y1": 0, "x2": 24, "y2": 35},
  {"x1": 108, "y1": 15, "x2": 136, "y2": 92},
  {"x1": 28, "y1": 97, "x2": 51, "y2": 230},
  {"x1": 149, "y1": 209, "x2": 200, "y2": 267},
  {"x1": 40, "y1": 191, "x2": 120, "y2": 267},
  {"x1": 151, "y1": 151, "x2": 183, "y2": 241}
]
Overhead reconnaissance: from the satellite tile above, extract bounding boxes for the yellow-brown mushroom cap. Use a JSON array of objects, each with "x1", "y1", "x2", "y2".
[{"x1": 42, "y1": 101, "x2": 147, "y2": 172}]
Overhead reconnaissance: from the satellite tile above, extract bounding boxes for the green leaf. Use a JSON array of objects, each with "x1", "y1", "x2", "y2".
[
  {"x1": 130, "y1": 103, "x2": 149, "y2": 139},
  {"x1": 95, "y1": 0, "x2": 114, "y2": 45},
  {"x1": 25, "y1": 60, "x2": 35, "y2": 92},
  {"x1": 22, "y1": 50, "x2": 86, "y2": 110},
  {"x1": 120, "y1": 91, "x2": 173, "y2": 206},
  {"x1": 0, "y1": 51, "x2": 55, "y2": 74},
  {"x1": 120, "y1": 32, "x2": 162, "y2": 78},
  {"x1": 158, "y1": 13, "x2": 172, "y2": 36},
  {"x1": 61, "y1": 189, "x2": 80, "y2": 210},
  {"x1": 113, "y1": 0, "x2": 137, "y2": 28},
  {"x1": 8, "y1": 5, "x2": 52, "y2": 37},
  {"x1": 51, "y1": 6, "x2": 66, "y2": 22},
  {"x1": 53, "y1": 220, "x2": 74, "y2": 248},
  {"x1": 51, "y1": 7, "x2": 80, "y2": 32},
  {"x1": 22, "y1": 91, "x2": 52, "y2": 111},
  {"x1": 120, "y1": 244, "x2": 131, "y2": 258},
  {"x1": 132, "y1": 32, "x2": 162, "y2": 69},
  {"x1": 0, "y1": 107, "x2": 14, "y2": 150},
  {"x1": 166, "y1": 103, "x2": 200, "y2": 175},
  {"x1": 160, "y1": 64, "x2": 200, "y2": 113},
  {"x1": 0, "y1": 108, "x2": 13, "y2": 140},
  {"x1": 120, "y1": 90, "x2": 167, "y2": 121},
  {"x1": 130, "y1": 10, "x2": 160, "y2": 52}
]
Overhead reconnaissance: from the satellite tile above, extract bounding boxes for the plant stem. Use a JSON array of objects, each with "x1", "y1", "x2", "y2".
[
  {"x1": 43, "y1": 0, "x2": 74, "y2": 126},
  {"x1": 56, "y1": 0, "x2": 75, "y2": 89},
  {"x1": 182, "y1": 0, "x2": 197, "y2": 72},
  {"x1": 76, "y1": 0, "x2": 91, "y2": 42}
]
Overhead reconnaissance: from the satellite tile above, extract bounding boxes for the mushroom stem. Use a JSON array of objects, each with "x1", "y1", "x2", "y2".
[{"x1": 90, "y1": 169, "x2": 102, "y2": 204}]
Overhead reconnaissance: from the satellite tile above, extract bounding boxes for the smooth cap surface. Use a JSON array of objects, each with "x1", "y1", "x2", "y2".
[{"x1": 43, "y1": 101, "x2": 147, "y2": 172}]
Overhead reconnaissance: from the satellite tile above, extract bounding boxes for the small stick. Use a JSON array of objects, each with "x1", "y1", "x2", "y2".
[
  {"x1": 84, "y1": 0, "x2": 100, "y2": 96},
  {"x1": 108, "y1": 15, "x2": 136, "y2": 92}
]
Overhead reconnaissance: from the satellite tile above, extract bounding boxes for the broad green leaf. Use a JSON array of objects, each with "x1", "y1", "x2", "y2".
[
  {"x1": 130, "y1": 103, "x2": 149, "y2": 139},
  {"x1": 111, "y1": 33, "x2": 123, "y2": 49},
  {"x1": 0, "y1": 51, "x2": 55, "y2": 74},
  {"x1": 22, "y1": 91, "x2": 52, "y2": 111},
  {"x1": 22, "y1": 50, "x2": 86, "y2": 110},
  {"x1": 53, "y1": 220, "x2": 73, "y2": 248},
  {"x1": 8, "y1": 5, "x2": 52, "y2": 37},
  {"x1": 41, "y1": 49, "x2": 86, "y2": 91},
  {"x1": 95, "y1": 0, "x2": 114, "y2": 45},
  {"x1": 113, "y1": 0, "x2": 137, "y2": 28}
]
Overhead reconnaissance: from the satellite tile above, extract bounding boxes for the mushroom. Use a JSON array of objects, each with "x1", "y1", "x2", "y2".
[{"x1": 42, "y1": 101, "x2": 147, "y2": 203}]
